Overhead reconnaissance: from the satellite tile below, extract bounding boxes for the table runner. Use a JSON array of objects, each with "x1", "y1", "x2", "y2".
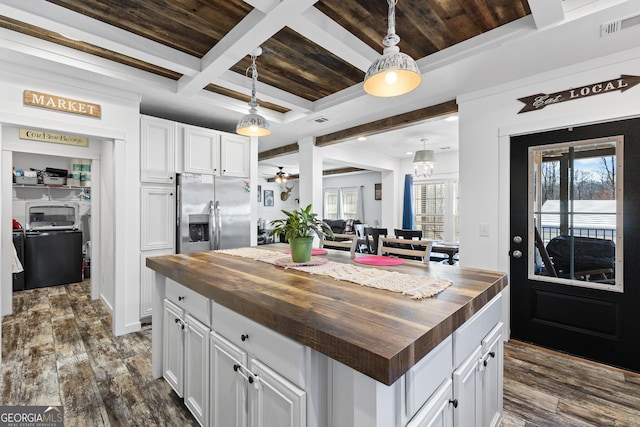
[{"x1": 216, "y1": 247, "x2": 452, "y2": 300}]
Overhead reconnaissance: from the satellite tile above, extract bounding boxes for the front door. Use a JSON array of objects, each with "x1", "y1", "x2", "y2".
[{"x1": 510, "y1": 117, "x2": 640, "y2": 372}]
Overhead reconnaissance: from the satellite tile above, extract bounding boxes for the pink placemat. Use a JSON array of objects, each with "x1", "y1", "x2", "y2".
[
  {"x1": 274, "y1": 256, "x2": 329, "y2": 268},
  {"x1": 354, "y1": 255, "x2": 405, "y2": 266},
  {"x1": 285, "y1": 248, "x2": 328, "y2": 255}
]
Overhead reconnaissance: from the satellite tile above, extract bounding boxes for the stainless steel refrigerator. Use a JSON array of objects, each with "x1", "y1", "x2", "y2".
[{"x1": 176, "y1": 173, "x2": 250, "y2": 254}]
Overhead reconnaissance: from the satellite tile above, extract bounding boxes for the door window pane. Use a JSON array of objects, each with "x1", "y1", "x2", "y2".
[{"x1": 530, "y1": 137, "x2": 622, "y2": 292}]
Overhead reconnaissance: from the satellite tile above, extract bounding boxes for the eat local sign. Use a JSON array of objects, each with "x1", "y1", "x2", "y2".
[{"x1": 517, "y1": 74, "x2": 640, "y2": 114}]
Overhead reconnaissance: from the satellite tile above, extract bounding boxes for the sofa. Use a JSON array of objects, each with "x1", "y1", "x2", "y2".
[{"x1": 323, "y1": 219, "x2": 361, "y2": 235}]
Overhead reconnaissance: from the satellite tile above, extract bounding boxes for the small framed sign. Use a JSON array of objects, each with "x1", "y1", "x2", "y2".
[
  {"x1": 257, "y1": 185, "x2": 262, "y2": 202},
  {"x1": 375, "y1": 183, "x2": 382, "y2": 200},
  {"x1": 264, "y1": 189, "x2": 274, "y2": 207}
]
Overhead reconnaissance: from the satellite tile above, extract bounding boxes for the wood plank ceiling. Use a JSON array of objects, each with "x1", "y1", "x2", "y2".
[{"x1": 1, "y1": 0, "x2": 531, "y2": 115}]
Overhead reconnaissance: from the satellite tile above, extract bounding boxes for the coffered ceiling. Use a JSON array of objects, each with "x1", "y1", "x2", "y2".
[{"x1": 0, "y1": 0, "x2": 637, "y2": 162}]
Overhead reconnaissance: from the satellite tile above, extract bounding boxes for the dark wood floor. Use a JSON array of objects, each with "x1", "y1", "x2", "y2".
[
  {"x1": 0, "y1": 281, "x2": 197, "y2": 426},
  {"x1": 2, "y1": 282, "x2": 640, "y2": 426},
  {"x1": 501, "y1": 340, "x2": 640, "y2": 427}
]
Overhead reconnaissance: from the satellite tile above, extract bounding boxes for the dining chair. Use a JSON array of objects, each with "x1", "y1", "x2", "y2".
[
  {"x1": 393, "y1": 229, "x2": 423, "y2": 258},
  {"x1": 363, "y1": 227, "x2": 388, "y2": 254},
  {"x1": 394, "y1": 229, "x2": 423, "y2": 240},
  {"x1": 354, "y1": 224, "x2": 369, "y2": 253},
  {"x1": 322, "y1": 233, "x2": 357, "y2": 258},
  {"x1": 377, "y1": 237, "x2": 433, "y2": 264}
]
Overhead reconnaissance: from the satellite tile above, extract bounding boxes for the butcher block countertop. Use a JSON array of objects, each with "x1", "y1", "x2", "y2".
[{"x1": 146, "y1": 244, "x2": 507, "y2": 386}]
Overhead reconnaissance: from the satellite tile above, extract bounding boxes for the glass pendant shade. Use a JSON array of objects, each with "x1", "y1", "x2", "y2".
[
  {"x1": 413, "y1": 149, "x2": 435, "y2": 177},
  {"x1": 364, "y1": 0, "x2": 421, "y2": 97}
]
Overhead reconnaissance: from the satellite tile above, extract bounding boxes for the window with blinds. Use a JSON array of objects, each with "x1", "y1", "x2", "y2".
[
  {"x1": 324, "y1": 189, "x2": 338, "y2": 219},
  {"x1": 414, "y1": 180, "x2": 459, "y2": 242},
  {"x1": 342, "y1": 188, "x2": 359, "y2": 220}
]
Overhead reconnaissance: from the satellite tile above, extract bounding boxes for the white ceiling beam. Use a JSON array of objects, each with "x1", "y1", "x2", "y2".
[
  {"x1": 216, "y1": 70, "x2": 313, "y2": 112},
  {"x1": 528, "y1": 0, "x2": 565, "y2": 29},
  {"x1": 176, "y1": 0, "x2": 319, "y2": 97},
  {"x1": 0, "y1": 0, "x2": 201, "y2": 76},
  {"x1": 0, "y1": 28, "x2": 176, "y2": 90},
  {"x1": 290, "y1": 7, "x2": 378, "y2": 72}
]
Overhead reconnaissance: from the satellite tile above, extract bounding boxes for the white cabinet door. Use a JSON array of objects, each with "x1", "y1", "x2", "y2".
[
  {"x1": 184, "y1": 126, "x2": 221, "y2": 175},
  {"x1": 452, "y1": 346, "x2": 482, "y2": 427},
  {"x1": 210, "y1": 332, "x2": 248, "y2": 427},
  {"x1": 249, "y1": 358, "x2": 306, "y2": 427},
  {"x1": 163, "y1": 299, "x2": 185, "y2": 397},
  {"x1": 141, "y1": 116, "x2": 175, "y2": 183},
  {"x1": 220, "y1": 135, "x2": 250, "y2": 178},
  {"x1": 185, "y1": 314, "x2": 210, "y2": 426},
  {"x1": 141, "y1": 186, "x2": 175, "y2": 250},
  {"x1": 481, "y1": 324, "x2": 503, "y2": 427},
  {"x1": 407, "y1": 378, "x2": 454, "y2": 427},
  {"x1": 140, "y1": 249, "x2": 173, "y2": 318}
]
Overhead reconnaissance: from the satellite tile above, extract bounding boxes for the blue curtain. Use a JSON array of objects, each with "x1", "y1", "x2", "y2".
[{"x1": 402, "y1": 174, "x2": 414, "y2": 229}]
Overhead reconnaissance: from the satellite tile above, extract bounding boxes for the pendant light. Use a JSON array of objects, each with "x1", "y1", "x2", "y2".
[
  {"x1": 364, "y1": 0, "x2": 421, "y2": 97},
  {"x1": 413, "y1": 139, "x2": 435, "y2": 177},
  {"x1": 236, "y1": 47, "x2": 271, "y2": 136},
  {"x1": 274, "y1": 167, "x2": 289, "y2": 183}
]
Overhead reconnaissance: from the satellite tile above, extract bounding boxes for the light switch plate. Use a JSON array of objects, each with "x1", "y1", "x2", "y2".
[{"x1": 479, "y1": 223, "x2": 490, "y2": 237}]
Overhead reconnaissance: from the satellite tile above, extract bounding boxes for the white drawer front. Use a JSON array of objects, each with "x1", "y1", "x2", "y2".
[
  {"x1": 166, "y1": 278, "x2": 211, "y2": 325},
  {"x1": 211, "y1": 302, "x2": 306, "y2": 388},
  {"x1": 406, "y1": 335, "x2": 453, "y2": 419},
  {"x1": 453, "y1": 293, "x2": 502, "y2": 367}
]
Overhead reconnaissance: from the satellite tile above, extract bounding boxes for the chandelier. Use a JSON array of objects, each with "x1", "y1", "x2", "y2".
[
  {"x1": 236, "y1": 47, "x2": 271, "y2": 136},
  {"x1": 413, "y1": 139, "x2": 435, "y2": 177},
  {"x1": 274, "y1": 167, "x2": 289, "y2": 183},
  {"x1": 363, "y1": 0, "x2": 421, "y2": 97}
]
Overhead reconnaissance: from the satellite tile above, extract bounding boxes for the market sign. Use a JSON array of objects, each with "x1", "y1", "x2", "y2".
[
  {"x1": 19, "y1": 129, "x2": 89, "y2": 147},
  {"x1": 517, "y1": 74, "x2": 640, "y2": 114},
  {"x1": 23, "y1": 90, "x2": 102, "y2": 118}
]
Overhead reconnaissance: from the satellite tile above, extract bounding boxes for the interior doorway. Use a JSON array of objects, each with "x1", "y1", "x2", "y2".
[
  {"x1": 2, "y1": 125, "x2": 105, "y2": 318},
  {"x1": 509, "y1": 117, "x2": 640, "y2": 372}
]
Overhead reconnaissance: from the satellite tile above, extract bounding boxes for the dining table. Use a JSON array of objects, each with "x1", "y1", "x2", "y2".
[{"x1": 431, "y1": 241, "x2": 460, "y2": 265}]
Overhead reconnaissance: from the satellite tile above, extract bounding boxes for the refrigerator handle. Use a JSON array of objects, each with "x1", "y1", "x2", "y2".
[
  {"x1": 208, "y1": 200, "x2": 215, "y2": 251},
  {"x1": 215, "y1": 200, "x2": 222, "y2": 250}
]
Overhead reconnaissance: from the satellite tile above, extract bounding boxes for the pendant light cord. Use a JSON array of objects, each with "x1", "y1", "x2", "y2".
[
  {"x1": 246, "y1": 53, "x2": 259, "y2": 108},
  {"x1": 383, "y1": 0, "x2": 400, "y2": 48}
]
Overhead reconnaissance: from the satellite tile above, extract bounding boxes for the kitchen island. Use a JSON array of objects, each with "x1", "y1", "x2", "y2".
[{"x1": 147, "y1": 245, "x2": 507, "y2": 427}]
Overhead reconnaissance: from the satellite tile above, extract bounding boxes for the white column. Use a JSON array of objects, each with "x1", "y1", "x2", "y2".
[
  {"x1": 380, "y1": 169, "x2": 399, "y2": 231},
  {"x1": 298, "y1": 137, "x2": 323, "y2": 245},
  {"x1": 298, "y1": 137, "x2": 323, "y2": 212}
]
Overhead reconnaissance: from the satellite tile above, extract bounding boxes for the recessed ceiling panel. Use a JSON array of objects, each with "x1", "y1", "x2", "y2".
[
  {"x1": 316, "y1": 0, "x2": 531, "y2": 61},
  {"x1": 230, "y1": 27, "x2": 365, "y2": 102},
  {"x1": 45, "y1": 0, "x2": 252, "y2": 57},
  {"x1": 204, "y1": 84, "x2": 291, "y2": 114}
]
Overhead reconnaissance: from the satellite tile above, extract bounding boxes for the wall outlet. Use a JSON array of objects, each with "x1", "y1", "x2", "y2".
[{"x1": 479, "y1": 223, "x2": 490, "y2": 237}]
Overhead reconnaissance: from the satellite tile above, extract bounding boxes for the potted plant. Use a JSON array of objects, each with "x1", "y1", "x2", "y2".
[{"x1": 269, "y1": 204, "x2": 333, "y2": 262}]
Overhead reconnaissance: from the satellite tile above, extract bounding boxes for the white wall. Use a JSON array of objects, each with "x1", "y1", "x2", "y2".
[
  {"x1": 257, "y1": 177, "x2": 300, "y2": 231},
  {"x1": 319, "y1": 143, "x2": 401, "y2": 230},
  {"x1": 322, "y1": 170, "x2": 382, "y2": 225},
  {"x1": 457, "y1": 48, "x2": 640, "y2": 275}
]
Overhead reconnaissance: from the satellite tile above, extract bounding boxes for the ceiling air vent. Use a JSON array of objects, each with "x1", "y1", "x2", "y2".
[
  {"x1": 601, "y1": 14, "x2": 640, "y2": 37},
  {"x1": 312, "y1": 117, "x2": 329, "y2": 123}
]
